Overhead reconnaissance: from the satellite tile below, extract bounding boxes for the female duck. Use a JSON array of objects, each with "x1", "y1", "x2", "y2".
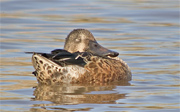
[{"x1": 30, "y1": 29, "x2": 132, "y2": 84}]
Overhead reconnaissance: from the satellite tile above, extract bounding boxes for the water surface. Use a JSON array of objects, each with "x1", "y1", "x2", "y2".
[{"x1": 1, "y1": 0, "x2": 180, "y2": 112}]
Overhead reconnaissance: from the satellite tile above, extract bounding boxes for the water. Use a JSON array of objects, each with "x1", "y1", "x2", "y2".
[{"x1": 1, "y1": 0, "x2": 180, "y2": 112}]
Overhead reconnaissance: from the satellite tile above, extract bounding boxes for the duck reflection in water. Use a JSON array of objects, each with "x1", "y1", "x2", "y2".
[{"x1": 32, "y1": 82, "x2": 130, "y2": 105}]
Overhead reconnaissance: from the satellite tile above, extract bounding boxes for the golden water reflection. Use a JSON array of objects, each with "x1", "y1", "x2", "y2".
[{"x1": 33, "y1": 82, "x2": 130, "y2": 105}]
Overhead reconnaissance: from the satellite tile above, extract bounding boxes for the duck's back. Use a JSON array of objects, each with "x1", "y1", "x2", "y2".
[{"x1": 32, "y1": 52, "x2": 131, "y2": 84}]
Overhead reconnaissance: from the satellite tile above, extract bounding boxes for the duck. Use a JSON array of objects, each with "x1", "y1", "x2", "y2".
[{"x1": 27, "y1": 29, "x2": 132, "y2": 85}]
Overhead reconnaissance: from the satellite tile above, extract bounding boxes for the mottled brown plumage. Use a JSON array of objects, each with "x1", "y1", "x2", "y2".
[{"x1": 30, "y1": 29, "x2": 132, "y2": 84}]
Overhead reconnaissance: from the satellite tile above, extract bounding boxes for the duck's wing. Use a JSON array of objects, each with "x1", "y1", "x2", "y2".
[
  {"x1": 26, "y1": 49, "x2": 87, "y2": 67},
  {"x1": 53, "y1": 53, "x2": 87, "y2": 67}
]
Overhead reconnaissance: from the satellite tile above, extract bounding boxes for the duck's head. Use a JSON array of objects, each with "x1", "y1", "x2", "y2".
[{"x1": 64, "y1": 29, "x2": 119, "y2": 58}]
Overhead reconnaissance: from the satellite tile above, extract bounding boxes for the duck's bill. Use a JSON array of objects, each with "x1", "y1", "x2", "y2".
[{"x1": 88, "y1": 41, "x2": 119, "y2": 58}]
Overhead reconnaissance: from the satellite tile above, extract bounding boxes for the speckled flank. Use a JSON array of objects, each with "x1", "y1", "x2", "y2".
[
  {"x1": 32, "y1": 53, "x2": 131, "y2": 84},
  {"x1": 32, "y1": 54, "x2": 87, "y2": 84},
  {"x1": 77, "y1": 56, "x2": 131, "y2": 84}
]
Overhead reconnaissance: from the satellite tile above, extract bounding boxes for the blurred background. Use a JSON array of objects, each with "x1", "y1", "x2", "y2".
[{"x1": 1, "y1": 0, "x2": 179, "y2": 112}]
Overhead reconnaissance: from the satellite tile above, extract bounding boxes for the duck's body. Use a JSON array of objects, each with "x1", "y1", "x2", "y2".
[{"x1": 29, "y1": 29, "x2": 131, "y2": 84}]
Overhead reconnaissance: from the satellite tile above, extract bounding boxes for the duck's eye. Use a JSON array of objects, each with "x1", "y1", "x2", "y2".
[
  {"x1": 75, "y1": 38, "x2": 81, "y2": 42},
  {"x1": 94, "y1": 44, "x2": 98, "y2": 47}
]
